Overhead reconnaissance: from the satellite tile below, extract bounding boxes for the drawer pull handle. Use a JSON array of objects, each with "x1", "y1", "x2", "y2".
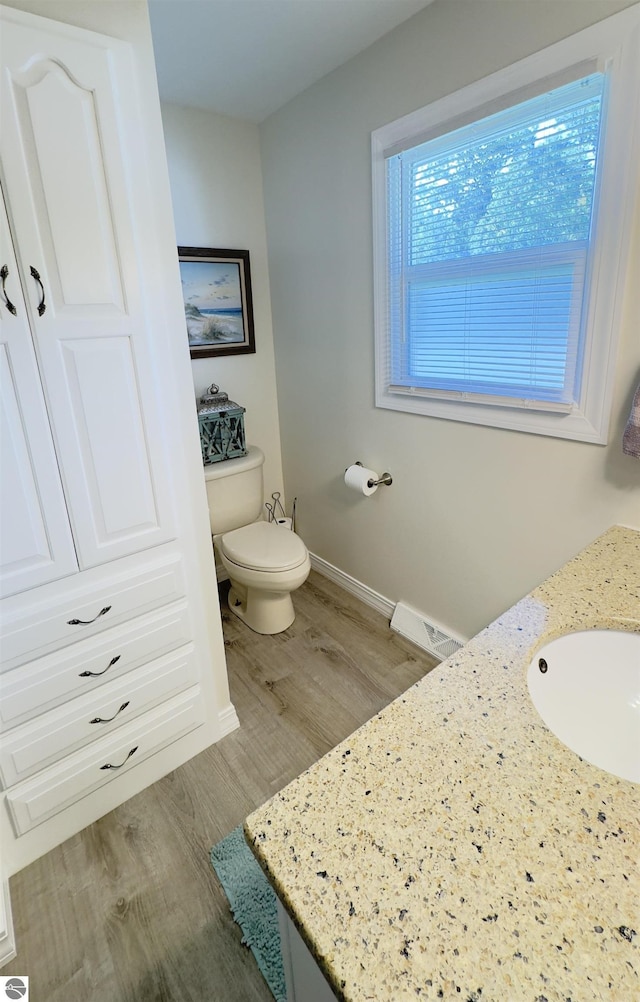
[
  {"x1": 68, "y1": 605, "x2": 111, "y2": 626},
  {"x1": 79, "y1": 654, "x2": 120, "y2": 678},
  {"x1": 90, "y1": 701, "x2": 130, "y2": 725},
  {"x1": 29, "y1": 265, "x2": 46, "y2": 316},
  {"x1": 100, "y1": 746, "x2": 138, "y2": 771},
  {"x1": 1, "y1": 265, "x2": 17, "y2": 315}
]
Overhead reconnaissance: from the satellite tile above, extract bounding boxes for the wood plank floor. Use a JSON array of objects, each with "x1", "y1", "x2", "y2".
[{"x1": 2, "y1": 571, "x2": 438, "y2": 1002}]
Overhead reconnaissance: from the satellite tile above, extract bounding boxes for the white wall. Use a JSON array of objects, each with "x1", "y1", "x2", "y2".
[
  {"x1": 160, "y1": 103, "x2": 285, "y2": 506},
  {"x1": 260, "y1": 0, "x2": 640, "y2": 639}
]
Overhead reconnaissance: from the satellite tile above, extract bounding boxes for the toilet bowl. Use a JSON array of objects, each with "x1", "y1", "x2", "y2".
[
  {"x1": 204, "y1": 446, "x2": 310, "y2": 634},
  {"x1": 219, "y1": 521, "x2": 311, "y2": 634}
]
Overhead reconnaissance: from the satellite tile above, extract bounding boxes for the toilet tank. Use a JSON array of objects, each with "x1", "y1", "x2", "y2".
[{"x1": 204, "y1": 445, "x2": 265, "y2": 535}]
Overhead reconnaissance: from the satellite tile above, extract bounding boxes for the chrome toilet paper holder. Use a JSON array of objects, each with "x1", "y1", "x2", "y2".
[{"x1": 349, "y1": 461, "x2": 393, "y2": 488}]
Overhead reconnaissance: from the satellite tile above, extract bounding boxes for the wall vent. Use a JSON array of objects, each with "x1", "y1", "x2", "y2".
[{"x1": 390, "y1": 601, "x2": 465, "y2": 661}]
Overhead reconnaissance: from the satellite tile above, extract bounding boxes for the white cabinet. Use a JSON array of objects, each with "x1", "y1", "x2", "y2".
[
  {"x1": 5, "y1": 688, "x2": 207, "y2": 836},
  {"x1": 0, "y1": 547, "x2": 187, "y2": 669},
  {"x1": 0, "y1": 2, "x2": 238, "y2": 924},
  {"x1": 0, "y1": 599, "x2": 193, "y2": 729},
  {"x1": 0, "y1": 8, "x2": 175, "y2": 579},
  {"x1": 0, "y1": 544, "x2": 204, "y2": 848},
  {"x1": 0, "y1": 188, "x2": 78, "y2": 598},
  {"x1": 0, "y1": 643, "x2": 200, "y2": 788}
]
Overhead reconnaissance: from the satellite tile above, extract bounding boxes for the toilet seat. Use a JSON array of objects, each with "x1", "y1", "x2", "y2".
[{"x1": 221, "y1": 521, "x2": 307, "y2": 572}]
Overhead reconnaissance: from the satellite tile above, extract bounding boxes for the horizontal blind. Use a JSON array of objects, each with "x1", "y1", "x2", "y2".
[{"x1": 386, "y1": 74, "x2": 605, "y2": 407}]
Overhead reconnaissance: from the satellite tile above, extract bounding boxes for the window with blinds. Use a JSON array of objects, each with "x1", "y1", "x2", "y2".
[
  {"x1": 387, "y1": 76, "x2": 603, "y2": 408},
  {"x1": 371, "y1": 8, "x2": 640, "y2": 442}
]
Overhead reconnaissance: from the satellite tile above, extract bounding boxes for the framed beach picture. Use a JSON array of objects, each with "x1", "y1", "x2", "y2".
[{"x1": 178, "y1": 247, "x2": 256, "y2": 358}]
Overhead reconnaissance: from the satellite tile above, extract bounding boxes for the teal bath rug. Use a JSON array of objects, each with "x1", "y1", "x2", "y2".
[{"x1": 210, "y1": 825, "x2": 287, "y2": 1001}]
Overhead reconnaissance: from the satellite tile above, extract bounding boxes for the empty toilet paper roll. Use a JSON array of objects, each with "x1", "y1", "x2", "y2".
[{"x1": 344, "y1": 464, "x2": 379, "y2": 496}]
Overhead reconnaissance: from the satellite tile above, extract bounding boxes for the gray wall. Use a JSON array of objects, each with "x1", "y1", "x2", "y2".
[
  {"x1": 260, "y1": 0, "x2": 640, "y2": 638},
  {"x1": 160, "y1": 103, "x2": 285, "y2": 504}
]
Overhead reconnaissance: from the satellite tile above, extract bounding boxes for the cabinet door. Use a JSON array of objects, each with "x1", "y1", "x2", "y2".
[
  {"x1": 0, "y1": 188, "x2": 78, "y2": 599},
  {"x1": 0, "y1": 11, "x2": 176, "y2": 570}
]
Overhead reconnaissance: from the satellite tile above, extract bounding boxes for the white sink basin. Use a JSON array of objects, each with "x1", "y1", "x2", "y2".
[{"x1": 528, "y1": 630, "x2": 640, "y2": 784}]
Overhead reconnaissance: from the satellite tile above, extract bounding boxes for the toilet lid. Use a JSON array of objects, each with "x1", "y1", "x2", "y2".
[{"x1": 221, "y1": 521, "x2": 308, "y2": 571}]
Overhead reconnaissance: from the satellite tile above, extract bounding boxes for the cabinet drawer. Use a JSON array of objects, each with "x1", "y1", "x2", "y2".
[
  {"x1": 0, "y1": 645, "x2": 198, "y2": 788},
  {"x1": 0, "y1": 549, "x2": 185, "y2": 669},
  {"x1": 0, "y1": 601, "x2": 192, "y2": 730},
  {"x1": 5, "y1": 688, "x2": 205, "y2": 836}
]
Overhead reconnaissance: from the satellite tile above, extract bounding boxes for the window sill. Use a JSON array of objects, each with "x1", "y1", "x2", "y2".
[{"x1": 375, "y1": 385, "x2": 608, "y2": 443}]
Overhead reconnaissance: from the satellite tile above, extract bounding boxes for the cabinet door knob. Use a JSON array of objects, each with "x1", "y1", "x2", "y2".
[
  {"x1": 100, "y1": 746, "x2": 138, "y2": 770},
  {"x1": 29, "y1": 265, "x2": 46, "y2": 316},
  {"x1": 79, "y1": 654, "x2": 120, "y2": 678},
  {"x1": 1, "y1": 264, "x2": 17, "y2": 315},
  {"x1": 90, "y1": 700, "x2": 130, "y2": 724},
  {"x1": 68, "y1": 605, "x2": 111, "y2": 626}
]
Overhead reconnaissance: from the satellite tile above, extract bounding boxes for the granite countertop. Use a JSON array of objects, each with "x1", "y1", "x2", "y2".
[{"x1": 245, "y1": 525, "x2": 640, "y2": 1002}]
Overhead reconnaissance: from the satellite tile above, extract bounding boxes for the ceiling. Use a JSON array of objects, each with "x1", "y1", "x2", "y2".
[{"x1": 149, "y1": 0, "x2": 434, "y2": 123}]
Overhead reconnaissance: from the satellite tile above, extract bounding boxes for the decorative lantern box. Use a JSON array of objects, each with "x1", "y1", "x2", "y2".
[{"x1": 197, "y1": 384, "x2": 247, "y2": 465}]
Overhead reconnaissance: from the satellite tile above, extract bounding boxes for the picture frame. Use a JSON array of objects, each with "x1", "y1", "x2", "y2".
[{"x1": 178, "y1": 246, "x2": 256, "y2": 358}]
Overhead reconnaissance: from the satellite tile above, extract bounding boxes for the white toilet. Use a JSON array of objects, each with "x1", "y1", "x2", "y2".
[{"x1": 204, "y1": 446, "x2": 310, "y2": 634}]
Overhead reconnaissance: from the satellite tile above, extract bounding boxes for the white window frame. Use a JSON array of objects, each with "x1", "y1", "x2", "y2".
[{"x1": 372, "y1": 7, "x2": 640, "y2": 443}]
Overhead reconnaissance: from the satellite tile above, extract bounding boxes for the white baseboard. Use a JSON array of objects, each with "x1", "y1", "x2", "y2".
[
  {"x1": 218, "y1": 702, "x2": 240, "y2": 738},
  {"x1": 309, "y1": 554, "x2": 468, "y2": 662},
  {"x1": 309, "y1": 552, "x2": 394, "y2": 619},
  {"x1": 0, "y1": 877, "x2": 16, "y2": 968}
]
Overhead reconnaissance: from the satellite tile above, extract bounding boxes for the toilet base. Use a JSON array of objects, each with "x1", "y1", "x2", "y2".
[{"x1": 227, "y1": 581, "x2": 296, "y2": 635}]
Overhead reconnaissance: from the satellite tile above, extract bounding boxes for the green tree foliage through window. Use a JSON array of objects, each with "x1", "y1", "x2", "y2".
[{"x1": 407, "y1": 87, "x2": 602, "y2": 263}]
